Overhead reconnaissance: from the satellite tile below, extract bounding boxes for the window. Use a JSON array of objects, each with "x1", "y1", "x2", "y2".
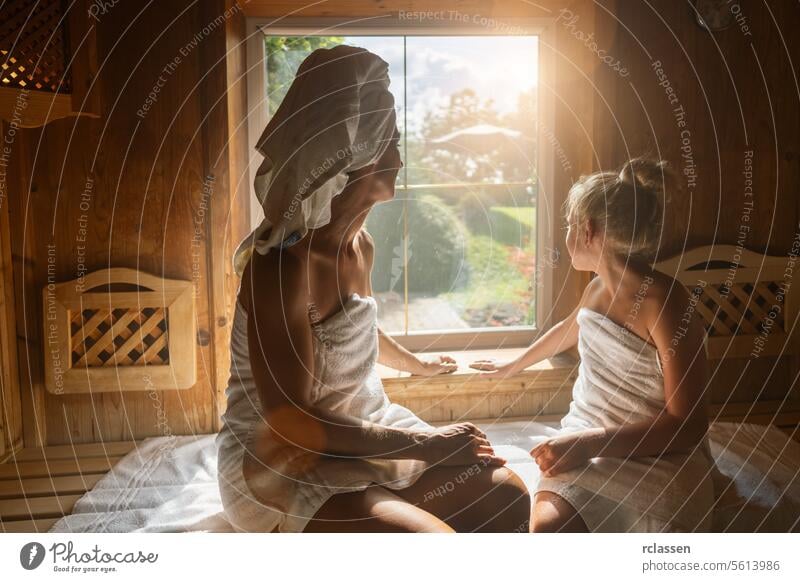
[{"x1": 246, "y1": 18, "x2": 554, "y2": 350}]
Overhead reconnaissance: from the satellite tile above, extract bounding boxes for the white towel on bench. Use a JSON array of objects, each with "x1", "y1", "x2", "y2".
[
  {"x1": 49, "y1": 435, "x2": 234, "y2": 533},
  {"x1": 48, "y1": 421, "x2": 800, "y2": 533}
]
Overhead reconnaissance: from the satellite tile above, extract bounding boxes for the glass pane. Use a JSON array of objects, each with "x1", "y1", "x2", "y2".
[
  {"x1": 405, "y1": 36, "x2": 538, "y2": 187},
  {"x1": 404, "y1": 36, "x2": 538, "y2": 330},
  {"x1": 405, "y1": 184, "x2": 536, "y2": 331},
  {"x1": 365, "y1": 197, "x2": 406, "y2": 333}
]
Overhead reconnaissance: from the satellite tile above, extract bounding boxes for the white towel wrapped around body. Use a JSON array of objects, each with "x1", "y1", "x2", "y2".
[
  {"x1": 536, "y1": 307, "x2": 723, "y2": 531},
  {"x1": 215, "y1": 291, "x2": 433, "y2": 533}
]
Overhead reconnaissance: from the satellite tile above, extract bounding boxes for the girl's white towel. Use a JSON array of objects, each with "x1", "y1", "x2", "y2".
[{"x1": 536, "y1": 307, "x2": 723, "y2": 531}]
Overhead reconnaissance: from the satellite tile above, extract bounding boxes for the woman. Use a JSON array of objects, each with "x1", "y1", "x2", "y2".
[{"x1": 215, "y1": 45, "x2": 530, "y2": 533}]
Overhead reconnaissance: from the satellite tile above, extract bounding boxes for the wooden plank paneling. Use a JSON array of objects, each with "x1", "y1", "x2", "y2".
[
  {"x1": 0, "y1": 493, "x2": 82, "y2": 520},
  {"x1": 1, "y1": 517, "x2": 60, "y2": 532},
  {"x1": 0, "y1": 137, "x2": 24, "y2": 460},
  {"x1": 242, "y1": 0, "x2": 571, "y2": 18},
  {"x1": 7, "y1": 0, "x2": 250, "y2": 445},
  {"x1": 0, "y1": 474, "x2": 103, "y2": 499},
  {"x1": 380, "y1": 351, "x2": 578, "y2": 421},
  {"x1": 7, "y1": 126, "x2": 47, "y2": 449},
  {"x1": 598, "y1": 0, "x2": 800, "y2": 254},
  {"x1": 199, "y1": 0, "x2": 252, "y2": 431},
  {"x1": 0, "y1": 457, "x2": 121, "y2": 479},
  {"x1": 0, "y1": 441, "x2": 127, "y2": 529},
  {"x1": 13, "y1": 441, "x2": 136, "y2": 462}
]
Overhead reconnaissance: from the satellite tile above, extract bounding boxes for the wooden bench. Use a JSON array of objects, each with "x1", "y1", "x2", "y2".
[{"x1": 0, "y1": 441, "x2": 137, "y2": 532}]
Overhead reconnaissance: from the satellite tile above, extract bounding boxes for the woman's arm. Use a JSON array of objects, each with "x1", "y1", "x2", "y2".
[
  {"x1": 376, "y1": 328, "x2": 457, "y2": 375},
  {"x1": 532, "y1": 284, "x2": 710, "y2": 475},
  {"x1": 244, "y1": 248, "x2": 499, "y2": 465},
  {"x1": 359, "y1": 229, "x2": 457, "y2": 377}
]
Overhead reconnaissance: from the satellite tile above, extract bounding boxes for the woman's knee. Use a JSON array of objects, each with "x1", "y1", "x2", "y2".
[
  {"x1": 306, "y1": 486, "x2": 455, "y2": 533},
  {"x1": 479, "y1": 467, "x2": 532, "y2": 532}
]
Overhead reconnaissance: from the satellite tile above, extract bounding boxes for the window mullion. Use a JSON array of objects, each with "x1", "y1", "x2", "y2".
[{"x1": 402, "y1": 35, "x2": 409, "y2": 336}]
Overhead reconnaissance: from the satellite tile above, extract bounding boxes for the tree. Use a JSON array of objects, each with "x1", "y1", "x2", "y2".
[
  {"x1": 264, "y1": 36, "x2": 345, "y2": 115},
  {"x1": 416, "y1": 87, "x2": 537, "y2": 185},
  {"x1": 417, "y1": 89, "x2": 502, "y2": 184}
]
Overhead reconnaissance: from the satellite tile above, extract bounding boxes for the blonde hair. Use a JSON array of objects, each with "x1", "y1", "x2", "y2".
[{"x1": 564, "y1": 157, "x2": 675, "y2": 262}]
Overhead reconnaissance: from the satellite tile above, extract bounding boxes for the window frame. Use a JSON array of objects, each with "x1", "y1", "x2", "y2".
[{"x1": 245, "y1": 15, "x2": 556, "y2": 351}]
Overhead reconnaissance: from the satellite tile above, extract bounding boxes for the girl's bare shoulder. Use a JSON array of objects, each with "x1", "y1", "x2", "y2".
[{"x1": 640, "y1": 270, "x2": 703, "y2": 333}]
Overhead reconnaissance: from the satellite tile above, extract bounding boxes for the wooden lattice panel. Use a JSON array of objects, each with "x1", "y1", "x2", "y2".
[
  {"x1": 655, "y1": 245, "x2": 799, "y2": 360},
  {"x1": 0, "y1": 0, "x2": 72, "y2": 93},
  {"x1": 69, "y1": 307, "x2": 170, "y2": 368},
  {"x1": 43, "y1": 269, "x2": 196, "y2": 394},
  {"x1": 694, "y1": 281, "x2": 786, "y2": 338}
]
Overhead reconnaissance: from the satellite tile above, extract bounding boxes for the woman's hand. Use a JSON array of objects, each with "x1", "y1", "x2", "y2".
[
  {"x1": 531, "y1": 432, "x2": 598, "y2": 477},
  {"x1": 417, "y1": 422, "x2": 506, "y2": 466},
  {"x1": 469, "y1": 358, "x2": 520, "y2": 378},
  {"x1": 411, "y1": 354, "x2": 458, "y2": 376}
]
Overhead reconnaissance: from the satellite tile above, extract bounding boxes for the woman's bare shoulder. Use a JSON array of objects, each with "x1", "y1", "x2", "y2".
[{"x1": 240, "y1": 249, "x2": 309, "y2": 320}]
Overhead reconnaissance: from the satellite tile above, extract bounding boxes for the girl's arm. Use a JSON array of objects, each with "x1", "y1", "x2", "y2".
[
  {"x1": 533, "y1": 285, "x2": 710, "y2": 475},
  {"x1": 470, "y1": 277, "x2": 600, "y2": 376},
  {"x1": 245, "y1": 248, "x2": 499, "y2": 466}
]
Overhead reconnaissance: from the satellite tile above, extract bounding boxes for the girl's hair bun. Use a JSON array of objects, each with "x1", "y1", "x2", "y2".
[
  {"x1": 618, "y1": 157, "x2": 673, "y2": 203},
  {"x1": 565, "y1": 156, "x2": 676, "y2": 263}
]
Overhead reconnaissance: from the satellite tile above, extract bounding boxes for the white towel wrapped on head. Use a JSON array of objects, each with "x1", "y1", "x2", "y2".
[{"x1": 232, "y1": 45, "x2": 398, "y2": 277}]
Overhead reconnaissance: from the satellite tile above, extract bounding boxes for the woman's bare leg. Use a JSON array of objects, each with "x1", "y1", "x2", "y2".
[
  {"x1": 393, "y1": 464, "x2": 531, "y2": 532},
  {"x1": 303, "y1": 486, "x2": 455, "y2": 532},
  {"x1": 531, "y1": 491, "x2": 589, "y2": 532}
]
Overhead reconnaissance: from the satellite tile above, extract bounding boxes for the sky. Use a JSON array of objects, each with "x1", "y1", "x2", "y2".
[{"x1": 345, "y1": 36, "x2": 539, "y2": 135}]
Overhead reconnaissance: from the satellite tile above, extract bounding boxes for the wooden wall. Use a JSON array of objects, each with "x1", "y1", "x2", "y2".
[
  {"x1": 596, "y1": 0, "x2": 799, "y2": 257},
  {"x1": 1, "y1": 166, "x2": 23, "y2": 459},
  {"x1": 4, "y1": 0, "x2": 250, "y2": 447},
  {"x1": 591, "y1": 0, "x2": 800, "y2": 406}
]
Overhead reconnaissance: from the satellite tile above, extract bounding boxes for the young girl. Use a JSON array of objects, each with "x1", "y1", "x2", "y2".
[{"x1": 471, "y1": 158, "x2": 721, "y2": 532}]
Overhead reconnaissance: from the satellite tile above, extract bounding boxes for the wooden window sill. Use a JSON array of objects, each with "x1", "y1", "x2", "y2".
[{"x1": 377, "y1": 349, "x2": 578, "y2": 422}]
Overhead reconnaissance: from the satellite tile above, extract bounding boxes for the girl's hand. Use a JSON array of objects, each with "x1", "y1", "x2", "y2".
[
  {"x1": 418, "y1": 422, "x2": 506, "y2": 467},
  {"x1": 469, "y1": 358, "x2": 519, "y2": 378},
  {"x1": 412, "y1": 354, "x2": 458, "y2": 376},
  {"x1": 531, "y1": 432, "x2": 596, "y2": 477}
]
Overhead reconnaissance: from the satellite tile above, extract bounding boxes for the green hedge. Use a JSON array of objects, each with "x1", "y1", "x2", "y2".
[{"x1": 367, "y1": 194, "x2": 466, "y2": 294}]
